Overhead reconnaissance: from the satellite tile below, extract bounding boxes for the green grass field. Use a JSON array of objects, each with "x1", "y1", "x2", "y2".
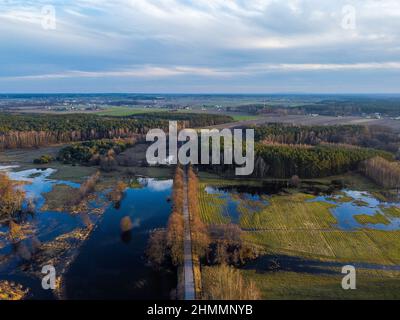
[
  {"x1": 230, "y1": 115, "x2": 259, "y2": 121},
  {"x1": 381, "y1": 206, "x2": 400, "y2": 218},
  {"x1": 96, "y1": 107, "x2": 166, "y2": 116},
  {"x1": 199, "y1": 183, "x2": 230, "y2": 224},
  {"x1": 238, "y1": 193, "x2": 400, "y2": 265},
  {"x1": 354, "y1": 213, "x2": 391, "y2": 226},
  {"x1": 199, "y1": 184, "x2": 400, "y2": 266},
  {"x1": 195, "y1": 183, "x2": 400, "y2": 299},
  {"x1": 244, "y1": 229, "x2": 400, "y2": 265},
  {"x1": 241, "y1": 268, "x2": 400, "y2": 300},
  {"x1": 238, "y1": 193, "x2": 337, "y2": 230}
]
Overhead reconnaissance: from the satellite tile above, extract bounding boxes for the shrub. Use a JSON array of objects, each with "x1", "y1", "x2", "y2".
[
  {"x1": 120, "y1": 216, "x2": 133, "y2": 233},
  {"x1": 202, "y1": 265, "x2": 261, "y2": 300},
  {"x1": 33, "y1": 154, "x2": 54, "y2": 164},
  {"x1": 0, "y1": 173, "x2": 25, "y2": 218},
  {"x1": 147, "y1": 229, "x2": 167, "y2": 267}
]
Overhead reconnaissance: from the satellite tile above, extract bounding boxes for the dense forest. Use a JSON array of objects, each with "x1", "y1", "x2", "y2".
[
  {"x1": 124, "y1": 112, "x2": 234, "y2": 127},
  {"x1": 231, "y1": 97, "x2": 400, "y2": 117},
  {"x1": 253, "y1": 143, "x2": 393, "y2": 179},
  {"x1": 254, "y1": 124, "x2": 400, "y2": 154},
  {"x1": 0, "y1": 112, "x2": 233, "y2": 150},
  {"x1": 0, "y1": 113, "x2": 166, "y2": 150},
  {"x1": 295, "y1": 99, "x2": 400, "y2": 117},
  {"x1": 361, "y1": 157, "x2": 400, "y2": 189},
  {"x1": 58, "y1": 139, "x2": 134, "y2": 164}
]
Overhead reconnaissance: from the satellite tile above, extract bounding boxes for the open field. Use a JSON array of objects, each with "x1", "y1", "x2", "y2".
[
  {"x1": 241, "y1": 268, "x2": 400, "y2": 300},
  {"x1": 198, "y1": 174, "x2": 400, "y2": 299},
  {"x1": 238, "y1": 193, "x2": 337, "y2": 230},
  {"x1": 95, "y1": 107, "x2": 167, "y2": 116},
  {"x1": 199, "y1": 177, "x2": 400, "y2": 266},
  {"x1": 354, "y1": 213, "x2": 391, "y2": 226},
  {"x1": 0, "y1": 143, "x2": 174, "y2": 182},
  {"x1": 199, "y1": 184, "x2": 230, "y2": 225},
  {"x1": 0, "y1": 145, "x2": 63, "y2": 168},
  {"x1": 244, "y1": 229, "x2": 400, "y2": 265},
  {"x1": 209, "y1": 114, "x2": 400, "y2": 132},
  {"x1": 234, "y1": 193, "x2": 400, "y2": 265},
  {"x1": 381, "y1": 206, "x2": 400, "y2": 218}
]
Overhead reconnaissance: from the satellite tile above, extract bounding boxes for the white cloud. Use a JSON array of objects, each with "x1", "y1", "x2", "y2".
[
  {"x1": 1, "y1": 0, "x2": 400, "y2": 92},
  {"x1": 4, "y1": 62, "x2": 400, "y2": 81}
]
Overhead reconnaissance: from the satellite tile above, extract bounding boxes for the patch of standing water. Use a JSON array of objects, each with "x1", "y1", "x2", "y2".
[
  {"x1": 0, "y1": 165, "x2": 20, "y2": 171},
  {"x1": 7, "y1": 168, "x2": 80, "y2": 210},
  {"x1": 0, "y1": 168, "x2": 87, "y2": 275},
  {"x1": 204, "y1": 185, "x2": 400, "y2": 231},
  {"x1": 204, "y1": 186, "x2": 269, "y2": 223},
  {"x1": 309, "y1": 190, "x2": 400, "y2": 231},
  {"x1": 137, "y1": 177, "x2": 173, "y2": 191}
]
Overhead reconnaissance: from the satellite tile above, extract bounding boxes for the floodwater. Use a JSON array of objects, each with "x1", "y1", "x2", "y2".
[
  {"x1": 205, "y1": 186, "x2": 269, "y2": 224},
  {"x1": 310, "y1": 190, "x2": 400, "y2": 231},
  {"x1": 0, "y1": 167, "x2": 175, "y2": 300},
  {"x1": 204, "y1": 186, "x2": 400, "y2": 231},
  {"x1": 65, "y1": 178, "x2": 176, "y2": 300}
]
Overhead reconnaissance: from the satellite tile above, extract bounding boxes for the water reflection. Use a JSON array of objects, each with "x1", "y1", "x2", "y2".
[
  {"x1": 6, "y1": 168, "x2": 80, "y2": 211},
  {"x1": 204, "y1": 186, "x2": 400, "y2": 231},
  {"x1": 1, "y1": 166, "x2": 176, "y2": 299},
  {"x1": 0, "y1": 168, "x2": 91, "y2": 278},
  {"x1": 121, "y1": 231, "x2": 132, "y2": 244},
  {"x1": 205, "y1": 186, "x2": 269, "y2": 224},
  {"x1": 138, "y1": 178, "x2": 173, "y2": 191},
  {"x1": 310, "y1": 190, "x2": 400, "y2": 231},
  {"x1": 65, "y1": 178, "x2": 175, "y2": 299}
]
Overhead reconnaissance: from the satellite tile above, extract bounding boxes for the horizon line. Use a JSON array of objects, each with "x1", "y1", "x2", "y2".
[{"x1": 1, "y1": 92, "x2": 400, "y2": 96}]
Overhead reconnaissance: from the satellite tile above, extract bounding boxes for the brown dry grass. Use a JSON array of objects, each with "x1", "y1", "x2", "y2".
[{"x1": 202, "y1": 264, "x2": 261, "y2": 300}]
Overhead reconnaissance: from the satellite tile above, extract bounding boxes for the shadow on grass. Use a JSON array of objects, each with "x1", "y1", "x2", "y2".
[
  {"x1": 243, "y1": 254, "x2": 400, "y2": 274},
  {"x1": 243, "y1": 254, "x2": 342, "y2": 275}
]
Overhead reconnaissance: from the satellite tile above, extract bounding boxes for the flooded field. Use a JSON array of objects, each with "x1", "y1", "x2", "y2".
[
  {"x1": 0, "y1": 166, "x2": 175, "y2": 299},
  {"x1": 311, "y1": 191, "x2": 400, "y2": 231},
  {"x1": 200, "y1": 183, "x2": 400, "y2": 299},
  {"x1": 203, "y1": 185, "x2": 400, "y2": 231},
  {"x1": 65, "y1": 178, "x2": 176, "y2": 300}
]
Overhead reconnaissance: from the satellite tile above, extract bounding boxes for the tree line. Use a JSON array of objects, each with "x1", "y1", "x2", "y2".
[
  {"x1": 0, "y1": 112, "x2": 233, "y2": 150},
  {"x1": 295, "y1": 99, "x2": 400, "y2": 117},
  {"x1": 254, "y1": 124, "x2": 400, "y2": 154},
  {"x1": 254, "y1": 143, "x2": 393, "y2": 179},
  {"x1": 0, "y1": 113, "x2": 166, "y2": 150},
  {"x1": 361, "y1": 157, "x2": 400, "y2": 189},
  {"x1": 147, "y1": 167, "x2": 185, "y2": 267},
  {"x1": 146, "y1": 166, "x2": 261, "y2": 299}
]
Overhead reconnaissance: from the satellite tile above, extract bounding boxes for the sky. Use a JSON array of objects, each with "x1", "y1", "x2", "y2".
[{"x1": 0, "y1": 0, "x2": 400, "y2": 94}]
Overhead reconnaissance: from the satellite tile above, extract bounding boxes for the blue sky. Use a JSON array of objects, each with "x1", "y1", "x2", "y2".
[{"x1": 1, "y1": 0, "x2": 400, "y2": 93}]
